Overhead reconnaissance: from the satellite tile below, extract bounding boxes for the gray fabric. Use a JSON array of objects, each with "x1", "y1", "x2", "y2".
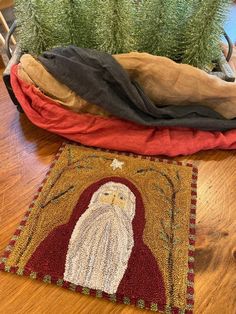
[{"x1": 39, "y1": 46, "x2": 236, "y2": 131}]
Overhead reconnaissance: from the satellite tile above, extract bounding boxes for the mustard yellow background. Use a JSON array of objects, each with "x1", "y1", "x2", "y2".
[{"x1": 6, "y1": 144, "x2": 194, "y2": 308}]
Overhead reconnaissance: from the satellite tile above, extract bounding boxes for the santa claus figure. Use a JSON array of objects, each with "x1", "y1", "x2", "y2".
[
  {"x1": 26, "y1": 177, "x2": 166, "y2": 304},
  {"x1": 64, "y1": 181, "x2": 135, "y2": 294}
]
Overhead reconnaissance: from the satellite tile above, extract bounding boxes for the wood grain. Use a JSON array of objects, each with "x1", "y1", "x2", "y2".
[
  {"x1": 0, "y1": 54, "x2": 4, "y2": 68},
  {"x1": 0, "y1": 78, "x2": 236, "y2": 314},
  {"x1": 0, "y1": 11, "x2": 16, "y2": 45},
  {"x1": 0, "y1": 0, "x2": 13, "y2": 10}
]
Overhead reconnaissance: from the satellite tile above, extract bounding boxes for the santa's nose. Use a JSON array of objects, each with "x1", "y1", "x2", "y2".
[{"x1": 111, "y1": 195, "x2": 116, "y2": 204}]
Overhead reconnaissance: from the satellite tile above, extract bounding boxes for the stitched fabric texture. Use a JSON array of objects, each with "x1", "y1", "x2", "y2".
[{"x1": 0, "y1": 144, "x2": 198, "y2": 313}]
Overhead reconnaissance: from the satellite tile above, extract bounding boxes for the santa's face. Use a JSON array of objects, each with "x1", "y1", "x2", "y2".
[
  {"x1": 88, "y1": 182, "x2": 136, "y2": 222},
  {"x1": 97, "y1": 188, "x2": 128, "y2": 209}
]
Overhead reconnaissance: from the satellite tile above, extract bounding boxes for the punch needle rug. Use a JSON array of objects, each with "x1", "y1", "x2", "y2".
[{"x1": 0, "y1": 144, "x2": 198, "y2": 313}]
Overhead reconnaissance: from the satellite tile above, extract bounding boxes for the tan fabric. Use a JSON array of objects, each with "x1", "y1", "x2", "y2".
[
  {"x1": 18, "y1": 54, "x2": 110, "y2": 117},
  {"x1": 17, "y1": 64, "x2": 34, "y2": 85},
  {"x1": 114, "y1": 52, "x2": 236, "y2": 119},
  {"x1": 19, "y1": 51, "x2": 236, "y2": 120},
  {"x1": 17, "y1": 64, "x2": 69, "y2": 106}
]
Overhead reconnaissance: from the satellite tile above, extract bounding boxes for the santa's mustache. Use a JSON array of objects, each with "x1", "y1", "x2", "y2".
[{"x1": 89, "y1": 203, "x2": 133, "y2": 223}]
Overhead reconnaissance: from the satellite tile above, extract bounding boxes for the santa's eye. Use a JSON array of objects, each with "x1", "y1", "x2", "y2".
[
  {"x1": 103, "y1": 192, "x2": 110, "y2": 196},
  {"x1": 119, "y1": 194, "x2": 126, "y2": 200}
]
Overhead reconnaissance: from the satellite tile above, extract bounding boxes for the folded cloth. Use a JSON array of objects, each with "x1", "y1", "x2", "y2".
[
  {"x1": 39, "y1": 46, "x2": 236, "y2": 132},
  {"x1": 114, "y1": 52, "x2": 236, "y2": 120},
  {"x1": 11, "y1": 64, "x2": 236, "y2": 156},
  {"x1": 17, "y1": 63, "x2": 77, "y2": 109},
  {"x1": 18, "y1": 54, "x2": 110, "y2": 117},
  {"x1": 17, "y1": 64, "x2": 34, "y2": 85}
]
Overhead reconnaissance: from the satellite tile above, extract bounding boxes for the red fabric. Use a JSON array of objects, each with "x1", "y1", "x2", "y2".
[
  {"x1": 11, "y1": 64, "x2": 236, "y2": 156},
  {"x1": 25, "y1": 177, "x2": 166, "y2": 305}
]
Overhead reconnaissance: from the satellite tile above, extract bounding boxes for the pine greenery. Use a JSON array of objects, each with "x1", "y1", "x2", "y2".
[
  {"x1": 137, "y1": 0, "x2": 177, "y2": 58},
  {"x1": 14, "y1": 0, "x2": 233, "y2": 68},
  {"x1": 15, "y1": 0, "x2": 72, "y2": 54},
  {"x1": 63, "y1": 0, "x2": 96, "y2": 48},
  {"x1": 168, "y1": 0, "x2": 196, "y2": 61},
  {"x1": 182, "y1": 0, "x2": 233, "y2": 68},
  {"x1": 15, "y1": 0, "x2": 49, "y2": 54},
  {"x1": 88, "y1": 0, "x2": 135, "y2": 54}
]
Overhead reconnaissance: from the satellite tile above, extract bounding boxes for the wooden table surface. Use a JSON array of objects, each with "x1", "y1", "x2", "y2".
[
  {"x1": 0, "y1": 0, "x2": 13, "y2": 10},
  {"x1": 0, "y1": 77, "x2": 236, "y2": 314}
]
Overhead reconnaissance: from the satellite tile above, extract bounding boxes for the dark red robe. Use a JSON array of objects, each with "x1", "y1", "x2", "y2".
[{"x1": 25, "y1": 177, "x2": 166, "y2": 306}]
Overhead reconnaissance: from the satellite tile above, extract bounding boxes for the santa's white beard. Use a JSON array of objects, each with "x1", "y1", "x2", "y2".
[{"x1": 63, "y1": 204, "x2": 134, "y2": 294}]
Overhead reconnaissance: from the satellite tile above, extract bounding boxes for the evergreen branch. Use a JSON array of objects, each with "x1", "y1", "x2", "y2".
[
  {"x1": 15, "y1": 0, "x2": 233, "y2": 65},
  {"x1": 182, "y1": 0, "x2": 232, "y2": 68}
]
